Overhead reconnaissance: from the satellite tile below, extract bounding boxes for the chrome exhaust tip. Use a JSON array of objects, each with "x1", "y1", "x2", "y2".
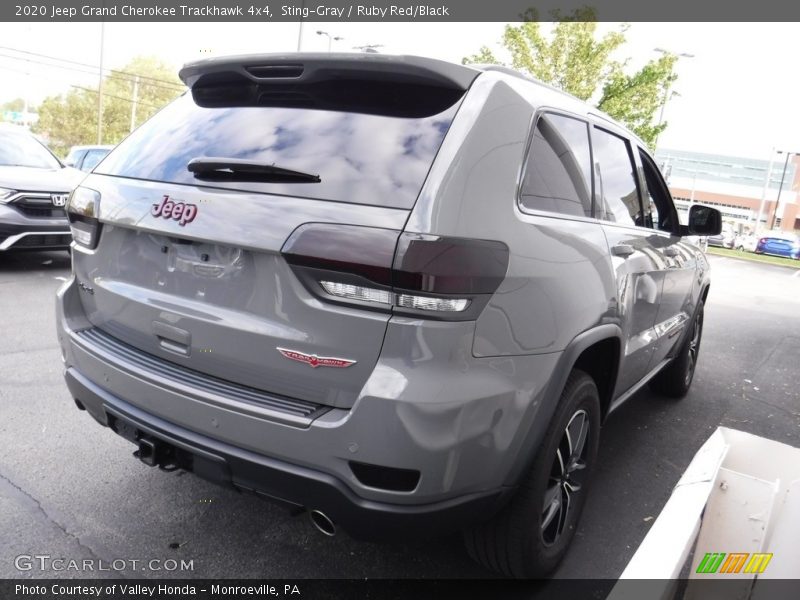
[{"x1": 309, "y1": 509, "x2": 336, "y2": 537}]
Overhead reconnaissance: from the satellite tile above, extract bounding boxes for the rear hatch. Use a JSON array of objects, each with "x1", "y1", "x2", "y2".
[{"x1": 70, "y1": 54, "x2": 476, "y2": 409}]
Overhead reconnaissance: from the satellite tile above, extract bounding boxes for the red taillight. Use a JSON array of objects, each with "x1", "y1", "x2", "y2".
[
  {"x1": 393, "y1": 233, "x2": 509, "y2": 294},
  {"x1": 282, "y1": 223, "x2": 396, "y2": 286},
  {"x1": 66, "y1": 186, "x2": 102, "y2": 249},
  {"x1": 282, "y1": 224, "x2": 509, "y2": 320}
]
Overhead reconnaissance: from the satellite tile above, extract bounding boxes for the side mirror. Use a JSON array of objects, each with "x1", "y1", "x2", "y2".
[
  {"x1": 64, "y1": 159, "x2": 76, "y2": 167},
  {"x1": 681, "y1": 204, "x2": 722, "y2": 236}
]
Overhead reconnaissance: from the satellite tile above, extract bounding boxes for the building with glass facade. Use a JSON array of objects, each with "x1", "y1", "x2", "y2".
[{"x1": 655, "y1": 149, "x2": 800, "y2": 234}]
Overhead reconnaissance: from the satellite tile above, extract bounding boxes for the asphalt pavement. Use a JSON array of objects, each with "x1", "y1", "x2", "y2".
[{"x1": 1, "y1": 251, "x2": 799, "y2": 580}]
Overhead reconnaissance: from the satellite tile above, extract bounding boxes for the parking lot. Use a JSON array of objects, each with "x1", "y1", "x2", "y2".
[{"x1": 1, "y1": 252, "x2": 799, "y2": 579}]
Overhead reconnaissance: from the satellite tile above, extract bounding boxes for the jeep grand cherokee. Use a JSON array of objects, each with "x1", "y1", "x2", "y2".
[{"x1": 56, "y1": 54, "x2": 721, "y2": 577}]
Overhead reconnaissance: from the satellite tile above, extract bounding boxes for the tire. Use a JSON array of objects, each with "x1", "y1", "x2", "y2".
[
  {"x1": 649, "y1": 301, "x2": 704, "y2": 399},
  {"x1": 464, "y1": 370, "x2": 601, "y2": 578}
]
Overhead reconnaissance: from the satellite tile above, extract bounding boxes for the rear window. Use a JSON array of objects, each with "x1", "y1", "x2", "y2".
[{"x1": 96, "y1": 92, "x2": 461, "y2": 209}]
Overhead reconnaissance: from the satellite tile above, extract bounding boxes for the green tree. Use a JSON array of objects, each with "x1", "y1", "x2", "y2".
[
  {"x1": 36, "y1": 90, "x2": 97, "y2": 154},
  {"x1": 35, "y1": 56, "x2": 183, "y2": 155},
  {"x1": 463, "y1": 8, "x2": 677, "y2": 148},
  {"x1": 1, "y1": 98, "x2": 27, "y2": 112}
]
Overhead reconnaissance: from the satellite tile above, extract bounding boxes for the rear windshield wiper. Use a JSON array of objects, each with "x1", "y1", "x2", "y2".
[{"x1": 187, "y1": 157, "x2": 321, "y2": 183}]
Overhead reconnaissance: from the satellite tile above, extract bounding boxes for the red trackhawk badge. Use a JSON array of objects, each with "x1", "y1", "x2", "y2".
[{"x1": 276, "y1": 347, "x2": 357, "y2": 369}]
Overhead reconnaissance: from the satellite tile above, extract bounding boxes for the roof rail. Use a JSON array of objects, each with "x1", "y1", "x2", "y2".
[
  {"x1": 472, "y1": 64, "x2": 532, "y2": 81},
  {"x1": 474, "y1": 64, "x2": 648, "y2": 148},
  {"x1": 473, "y1": 64, "x2": 584, "y2": 99}
]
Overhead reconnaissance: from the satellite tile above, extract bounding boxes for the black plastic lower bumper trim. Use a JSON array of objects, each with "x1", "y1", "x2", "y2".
[{"x1": 64, "y1": 367, "x2": 512, "y2": 541}]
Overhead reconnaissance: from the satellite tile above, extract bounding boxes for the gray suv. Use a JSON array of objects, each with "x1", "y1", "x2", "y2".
[
  {"x1": 1, "y1": 126, "x2": 83, "y2": 252},
  {"x1": 55, "y1": 54, "x2": 721, "y2": 577}
]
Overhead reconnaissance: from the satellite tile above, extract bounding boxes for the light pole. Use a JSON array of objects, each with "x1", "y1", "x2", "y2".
[
  {"x1": 296, "y1": 0, "x2": 305, "y2": 51},
  {"x1": 653, "y1": 48, "x2": 694, "y2": 148},
  {"x1": 316, "y1": 30, "x2": 344, "y2": 52},
  {"x1": 96, "y1": 21, "x2": 105, "y2": 144},
  {"x1": 754, "y1": 148, "x2": 777, "y2": 233},
  {"x1": 770, "y1": 150, "x2": 799, "y2": 230}
]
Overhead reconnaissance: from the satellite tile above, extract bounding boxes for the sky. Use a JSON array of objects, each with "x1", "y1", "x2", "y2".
[{"x1": 0, "y1": 21, "x2": 798, "y2": 160}]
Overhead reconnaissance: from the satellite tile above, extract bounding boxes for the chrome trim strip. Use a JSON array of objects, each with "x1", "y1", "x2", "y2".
[
  {"x1": 71, "y1": 328, "x2": 328, "y2": 427},
  {"x1": 4, "y1": 192, "x2": 53, "y2": 203},
  {"x1": 654, "y1": 312, "x2": 690, "y2": 340}
]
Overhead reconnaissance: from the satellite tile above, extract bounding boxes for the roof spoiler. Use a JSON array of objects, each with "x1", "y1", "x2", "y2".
[
  {"x1": 179, "y1": 53, "x2": 480, "y2": 118},
  {"x1": 179, "y1": 53, "x2": 479, "y2": 91}
]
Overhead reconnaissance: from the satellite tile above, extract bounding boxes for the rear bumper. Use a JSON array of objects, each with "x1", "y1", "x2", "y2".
[
  {"x1": 56, "y1": 274, "x2": 563, "y2": 539},
  {"x1": 65, "y1": 366, "x2": 510, "y2": 541}
]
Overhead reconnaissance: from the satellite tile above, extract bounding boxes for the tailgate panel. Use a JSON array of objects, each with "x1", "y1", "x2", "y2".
[{"x1": 74, "y1": 175, "x2": 409, "y2": 408}]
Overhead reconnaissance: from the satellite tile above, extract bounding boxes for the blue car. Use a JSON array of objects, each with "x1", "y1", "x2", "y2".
[{"x1": 755, "y1": 235, "x2": 800, "y2": 259}]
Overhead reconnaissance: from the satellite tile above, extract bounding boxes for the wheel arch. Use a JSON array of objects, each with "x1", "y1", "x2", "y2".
[
  {"x1": 701, "y1": 283, "x2": 710, "y2": 304},
  {"x1": 503, "y1": 324, "x2": 623, "y2": 487},
  {"x1": 573, "y1": 336, "x2": 621, "y2": 421}
]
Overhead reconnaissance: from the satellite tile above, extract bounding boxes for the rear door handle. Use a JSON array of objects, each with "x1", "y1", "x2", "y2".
[
  {"x1": 611, "y1": 244, "x2": 635, "y2": 257},
  {"x1": 152, "y1": 321, "x2": 191, "y2": 356}
]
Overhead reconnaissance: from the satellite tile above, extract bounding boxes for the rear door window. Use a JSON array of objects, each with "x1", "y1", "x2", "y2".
[
  {"x1": 520, "y1": 112, "x2": 593, "y2": 217},
  {"x1": 95, "y1": 93, "x2": 462, "y2": 209},
  {"x1": 81, "y1": 149, "x2": 108, "y2": 171},
  {"x1": 592, "y1": 127, "x2": 643, "y2": 227},
  {"x1": 65, "y1": 148, "x2": 85, "y2": 167}
]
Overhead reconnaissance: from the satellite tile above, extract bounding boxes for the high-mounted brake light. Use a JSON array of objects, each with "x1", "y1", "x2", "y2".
[
  {"x1": 67, "y1": 187, "x2": 102, "y2": 249},
  {"x1": 282, "y1": 224, "x2": 509, "y2": 320}
]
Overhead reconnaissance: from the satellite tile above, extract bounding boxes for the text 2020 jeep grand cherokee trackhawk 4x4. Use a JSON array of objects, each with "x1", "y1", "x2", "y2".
[{"x1": 56, "y1": 54, "x2": 721, "y2": 577}]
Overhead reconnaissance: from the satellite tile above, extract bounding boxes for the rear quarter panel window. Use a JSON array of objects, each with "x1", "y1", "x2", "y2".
[
  {"x1": 96, "y1": 93, "x2": 460, "y2": 209},
  {"x1": 520, "y1": 112, "x2": 593, "y2": 217}
]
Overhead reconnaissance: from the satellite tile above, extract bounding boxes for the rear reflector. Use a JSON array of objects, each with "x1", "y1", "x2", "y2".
[
  {"x1": 349, "y1": 461, "x2": 421, "y2": 492},
  {"x1": 282, "y1": 224, "x2": 508, "y2": 320}
]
